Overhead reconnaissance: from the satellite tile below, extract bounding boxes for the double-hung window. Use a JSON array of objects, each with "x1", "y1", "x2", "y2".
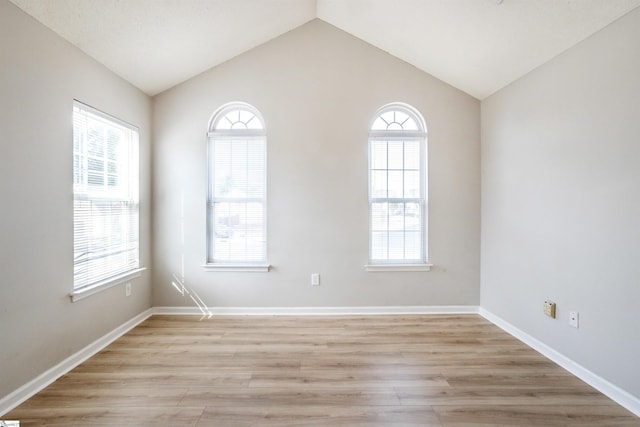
[
  {"x1": 73, "y1": 101, "x2": 140, "y2": 296},
  {"x1": 206, "y1": 103, "x2": 268, "y2": 271},
  {"x1": 367, "y1": 103, "x2": 430, "y2": 271}
]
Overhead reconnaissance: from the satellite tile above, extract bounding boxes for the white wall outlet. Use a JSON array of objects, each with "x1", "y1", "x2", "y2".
[
  {"x1": 125, "y1": 282, "x2": 132, "y2": 297},
  {"x1": 543, "y1": 300, "x2": 556, "y2": 318},
  {"x1": 311, "y1": 273, "x2": 320, "y2": 286},
  {"x1": 569, "y1": 311, "x2": 579, "y2": 328}
]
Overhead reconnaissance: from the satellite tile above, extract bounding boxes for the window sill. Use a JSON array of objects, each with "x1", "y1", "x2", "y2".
[
  {"x1": 365, "y1": 264, "x2": 433, "y2": 272},
  {"x1": 69, "y1": 268, "x2": 146, "y2": 302},
  {"x1": 203, "y1": 264, "x2": 271, "y2": 272}
]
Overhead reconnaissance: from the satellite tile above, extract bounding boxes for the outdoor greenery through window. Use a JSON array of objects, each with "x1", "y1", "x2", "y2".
[
  {"x1": 207, "y1": 103, "x2": 267, "y2": 266},
  {"x1": 73, "y1": 101, "x2": 139, "y2": 290},
  {"x1": 369, "y1": 103, "x2": 428, "y2": 265}
]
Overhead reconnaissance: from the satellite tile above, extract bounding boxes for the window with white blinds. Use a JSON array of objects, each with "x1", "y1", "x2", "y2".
[
  {"x1": 368, "y1": 103, "x2": 428, "y2": 266},
  {"x1": 73, "y1": 101, "x2": 140, "y2": 290},
  {"x1": 207, "y1": 103, "x2": 267, "y2": 267}
]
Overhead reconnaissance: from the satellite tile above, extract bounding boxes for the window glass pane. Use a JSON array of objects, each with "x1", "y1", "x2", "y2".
[
  {"x1": 371, "y1": 140, "x2": 387, "y2": 169},
  {"x1": 214, "y1": 140, "x2": 231, "y2": 196},
  {"x1": 225, "y1": 110, "x2": 240, "y2": 126},
  {"x1": 404, "y1": 171, "x2": 420, "y2": 198},
  {"x1": 88, "y1": 127, "x2": 104, "y2": 157},
  {"x1": 371, "y1": 203, "x2": 388, "y2": 232},
  {"x1": 394, "y1": 111, "x2": 409, "y2": 126},
  {"x1": 371, "y1": 231, "x2": 388, "y2": 260},
  {"x1": 107, "y1": 131, "x2": 119, "y2": 160},
  {"x1": 404, "y1": 140, "x2": 420, "y2": 169},
  {"x1": 213, "y1": 108, "x2": 265, "y2": 131},
  {"x1": 239, "y1": 110, "x2": 253, "y2": 125},
  {"x1": 246, "y1": 115, "x2": 262, "y2": 129},
  {"x1": 405, "y1": 203, "x2": 421, "y2": 230},
  {"x1": 387, "y1": 170, "x2": 403, "y2": 197},
  {"x1": 387, "y1": 231, "x2": 405, "y2": 259},
  {"x1": 388, "y1": 203, "x2": 405, "y2": 231},
  {"x1": 231, "y1": 120, "x2": 247, "y2": 130},
  {"x1": 230, "y1": 140, "x2": 248, "y2": 197},
  {"x1": 371, "y1": 110, "x2": 421, "y2": 132},
  {"x1": 213, "y1": 201, "x2": 265, "y2": 262},
  {"x1": 245, "y1": 202, "x2": 265, "y2": 260},
  {"x1": 371, "y1": 170, "x2": 387, "y2": 198},
  {"x1": 387, "y1": 141, "x2": 403, "y2": 169},
  {"x1": 380, "y1": 111, "x2": 394, "y2": 126},
  {"x1": 402, "y1": 117, "x2": 418, "y2": 131},
  {"x1": 404, "y1": 231, "x2": 422, "y2": 259},
  {"x1": 247, "y1": 139, "x2": 265, "y2": 198},
  {"x1": 216, "y1": 117, "x2": 232, "y2": 129}
]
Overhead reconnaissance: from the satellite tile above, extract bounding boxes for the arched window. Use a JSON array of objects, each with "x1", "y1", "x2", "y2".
[
  {"x1": 206, "y1": 103, "x2": 268, "y2": 270},
  {"x1": 367, "y1": 103, "x2": 429, "y2": 269}
]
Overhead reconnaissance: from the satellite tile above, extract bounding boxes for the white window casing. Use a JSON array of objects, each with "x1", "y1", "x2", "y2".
[
  {"x1": 366, "y1": 103, "x2": 432, "y2": 271},
  {"x1": 206, "y1": 102, "x2": 269, "y2": 271},
  {"x1": 72, "y1": 101, "x2": 142, "y2": 299}
]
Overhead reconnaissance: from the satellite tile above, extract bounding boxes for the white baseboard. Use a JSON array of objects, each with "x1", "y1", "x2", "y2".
[
  {"x1": 153, "y1": 305, "x2": 480, "y2": 316},
  {"x1": 479, "y1": 308, "x2": 640, "y2": 418},
  {"x1": 0, "y1": 308, "x2": 153, "y2": 416}
]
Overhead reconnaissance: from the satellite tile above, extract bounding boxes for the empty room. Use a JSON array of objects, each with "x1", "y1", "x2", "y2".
[{"x1": 1, "y1": 0, "x2": 639, "y2": 425}]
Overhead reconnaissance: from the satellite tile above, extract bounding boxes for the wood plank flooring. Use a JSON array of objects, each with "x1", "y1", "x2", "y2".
[{"x1": 5, "y1": 314, "x2": 638, "y2": 426}]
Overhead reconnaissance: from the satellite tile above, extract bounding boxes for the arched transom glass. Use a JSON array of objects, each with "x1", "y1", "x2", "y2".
[
  {"x1": 211, "y1": 106, "x2": 264, "y2": 131},
  {"x1": 371, "y1": 106, "x2": 424, "y2": 132}
]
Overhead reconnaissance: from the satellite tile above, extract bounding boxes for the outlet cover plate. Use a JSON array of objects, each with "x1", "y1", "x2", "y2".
[{"x1": 569, "y1": 311, "x2": 579, "y2": 328}]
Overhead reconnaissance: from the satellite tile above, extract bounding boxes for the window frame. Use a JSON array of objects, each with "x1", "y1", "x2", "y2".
[
  {"x1": 71, "y1": 100, "x2": 144, "y2": 301},
  {"x1": 366, "y1": 103, "x2": 432, "y2": 272},
  {"x1": 205, "y1": 102, "x2": 269, "y2": 272}
]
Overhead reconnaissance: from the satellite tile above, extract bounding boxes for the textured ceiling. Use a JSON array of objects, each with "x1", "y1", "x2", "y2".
[{"x1": 9, "y1": 0, "x2": 640, "y2": 98}]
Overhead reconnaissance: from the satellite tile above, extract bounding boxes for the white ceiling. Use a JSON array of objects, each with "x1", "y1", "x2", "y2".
[{"x1": 9, "y1": 0, "x2": 640, "y2": 99}]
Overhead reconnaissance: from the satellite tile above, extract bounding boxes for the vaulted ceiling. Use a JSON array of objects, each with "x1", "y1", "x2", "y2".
[{"x1": 9, "y1": 0, "x2": 640, "y2": 99}]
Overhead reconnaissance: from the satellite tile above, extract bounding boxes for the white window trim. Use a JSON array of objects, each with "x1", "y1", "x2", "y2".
[
  {"x1": 368, "y1": 103, "x2": 430, "y2": 268},
  {"x1": 69, "y1": 267, "x2": 146, "y2": 302},
  {"x1": 203, "y1": 264, "x2": 270, "y2": 273},
  {"x1": 365, "y1": 264, "x2": 432, "y2": 272},
  {"x1": 72, "y1": 100, "x2": 142, "y2": 292}
]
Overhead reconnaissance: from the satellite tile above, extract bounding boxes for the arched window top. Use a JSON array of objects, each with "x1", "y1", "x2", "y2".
[
  {"x1": 370, "y1": 103, "x2": 426, "y2": 134},
  {"x1": 209, "y1": 102, "x2": 264, "y2": 132}
]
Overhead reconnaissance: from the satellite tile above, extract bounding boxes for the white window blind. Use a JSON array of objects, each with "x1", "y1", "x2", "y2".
[
  {"x1": 73, "y1": 101, "x2": 139, "y2": 290},
  {"x1": 207, "y1": 103, "x2": 267, "y2": 265},
  {"x1": 369, "y1": 104, "x2": 428, "y2": 265}
]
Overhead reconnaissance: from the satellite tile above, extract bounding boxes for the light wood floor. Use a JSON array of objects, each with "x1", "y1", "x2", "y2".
[{"x1": 5, "y1": 314, "x2": 638, "y2": 426}]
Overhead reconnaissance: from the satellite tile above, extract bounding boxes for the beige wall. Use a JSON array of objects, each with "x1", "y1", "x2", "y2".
[
  {"x1": 481, "y1": 8, "x2": 640, "y2": 399},
  {"x1": 0, "y1": 0, "x2": 152, "y2": 399},
  {"x1": 152, "y1": 20, "x2": 481, "y2": 308}
]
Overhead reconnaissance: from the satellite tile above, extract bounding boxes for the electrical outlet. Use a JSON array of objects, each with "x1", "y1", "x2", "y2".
[
  {"x1": 569, "y1": 311, "x2": 579, "y2": 328},
  {"x1": 543, "y1": 300, "x2": 556, "y2": 318},
  {"x1": 311, "y1": 273, "x2": 320, "y2": 286},
  {"x1": 125, "y1": 282, "x2": 132, "y2": 297}
]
